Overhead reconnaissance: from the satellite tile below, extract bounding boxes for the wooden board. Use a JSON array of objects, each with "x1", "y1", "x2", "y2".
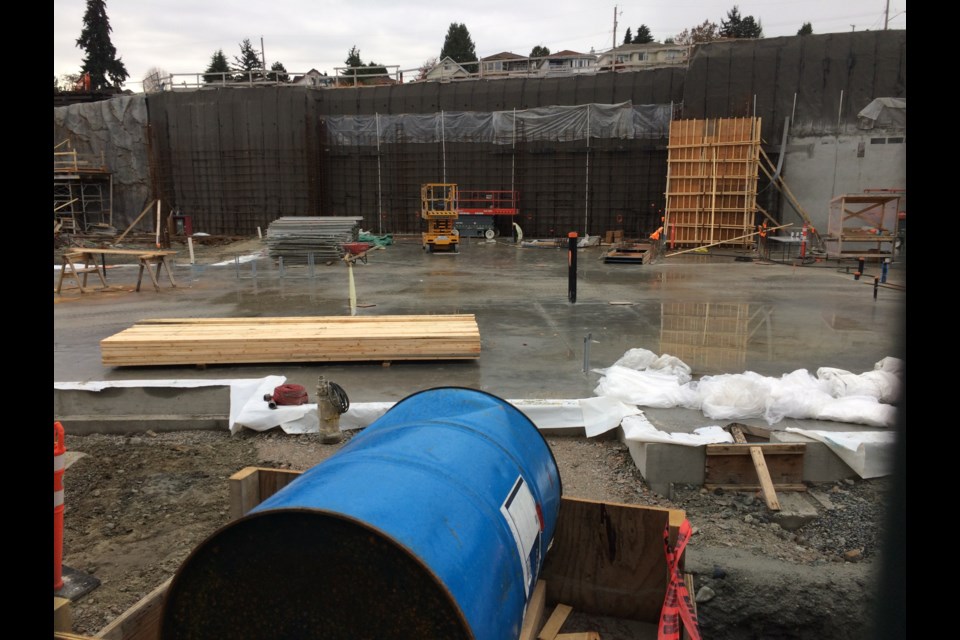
[
  {"x1": 100, "y1": 315, "x2": 482, "y2": 366},
  {"x1": 539, "y1": 496, "x2": 685, "y2": 622},
  {"x1": 519, "y1": 580, "x2": 548, "y2": 640},
  {"x1": 229, "y1": 467, "x2": 302, "y2": 519},
  {"x1": 538, "y1": 603, "x2": 573, "y2": 639},
  {"x1": 705, "y1": 443, "x2": 805, "y2": 488},
  {"x1": 54, "y1": 597, "x2": 73, "y2": 632},
  {"x1": 95, "y1": 578, "x2": 171, "y2": 640}
]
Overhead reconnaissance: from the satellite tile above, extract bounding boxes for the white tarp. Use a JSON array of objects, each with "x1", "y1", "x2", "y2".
[{"x1": 786, "y1": 428, "x2": 898, "y2": 478}]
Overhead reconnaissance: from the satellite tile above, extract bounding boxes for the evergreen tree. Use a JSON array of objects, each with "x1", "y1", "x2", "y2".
[
  {"x1": 234, "y1": 38, "x2": 263, "y2": 81},
  {"x1": 720, "y1": 5, "x2": 764, "y2": 38},
  {"x1": 633, "y1": 24, "x2": 655, "y2": 44},
  {"x1": 439, "y1": 23, "x2": 478, "y2": 73},
  {"x1": 623, "y1": 27, "x2": 633, "y2": 45},
  {"x1": 345, "y1": 45, "x2": 363, "y2": 68},
  {"x1": 530, "y1": 45, "x2": 550, "y2": 59},
  {"x1": 797, "y1": 22, "x2": 813, "y2": 36},
  {"x1": 341, "y1": 47, "x2": 387, "y2": 84},
  {"x1": 75, "y1": 0, "x2": 129, "y2": 90},
  {"x1": 268, "y1": 61, "x2": 289, "y2": 82},
  {"x1": 204, "y1": 49, "x2": 231, "y2": 83}
]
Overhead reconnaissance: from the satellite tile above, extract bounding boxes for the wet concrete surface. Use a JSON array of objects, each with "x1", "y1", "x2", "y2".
[{"x1": 54, "y1": 236, "x2": 906, "y2": 412}]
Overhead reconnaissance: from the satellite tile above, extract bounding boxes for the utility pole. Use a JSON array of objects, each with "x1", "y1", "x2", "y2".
[
  {"x1": 884, "y1": 0, "x2": 890, "y2": 29},
  {"x1": 261, "y1": 36, "x2": 266, "y2": 71},
  {"x1": 613, "y1": 5, "x2": 618, "y2": 51}
]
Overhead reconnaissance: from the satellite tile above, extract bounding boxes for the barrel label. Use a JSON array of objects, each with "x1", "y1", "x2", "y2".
[{"x1": 500, "y1": 476, "x2": 540, "y2": 594}]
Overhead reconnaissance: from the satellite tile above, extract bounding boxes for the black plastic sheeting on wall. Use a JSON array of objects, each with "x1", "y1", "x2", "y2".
[
  {"x1": 147, "y1": 88, "x2": 324, "y2": 235},
  {"x1": 683, "y1": 31, "x2": 906, "y2": 141},
  {"x1": 135, "y1": 31, "x2": 903, "y2": 236}
]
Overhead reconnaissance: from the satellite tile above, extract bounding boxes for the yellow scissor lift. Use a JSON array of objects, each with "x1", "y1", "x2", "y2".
[{"x1": 421, "y1": 183, "x2": 460, "y2": 253}]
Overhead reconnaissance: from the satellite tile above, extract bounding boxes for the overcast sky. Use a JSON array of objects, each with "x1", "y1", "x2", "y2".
[{"x1": 53, "y1": 0, "x2": 906, "y2": 90}]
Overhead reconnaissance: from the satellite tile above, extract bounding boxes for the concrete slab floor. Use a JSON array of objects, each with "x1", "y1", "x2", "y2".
[{"x1": 53, "y1": 236, "x2": 906, "y2": 442}]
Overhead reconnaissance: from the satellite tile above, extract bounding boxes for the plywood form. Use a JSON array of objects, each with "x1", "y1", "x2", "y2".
[
  {"x1": 100, "y1": 315, "x2": 481, "y2": 366},
  {"x1": 665, "y1": 117, "x2": 761, "y2": 248},
  {"x1": 540, "y1": 497, "x2": 686, "y2": 622}
]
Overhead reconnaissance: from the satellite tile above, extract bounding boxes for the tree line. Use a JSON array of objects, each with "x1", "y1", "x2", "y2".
[{"x1": 61, "y1": 1, "x2": 818, "y2": 93}]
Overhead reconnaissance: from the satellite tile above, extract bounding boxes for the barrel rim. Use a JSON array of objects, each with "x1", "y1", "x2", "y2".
[{"x1": 161, "y1": 507, "x2": 474, "y2": 639}]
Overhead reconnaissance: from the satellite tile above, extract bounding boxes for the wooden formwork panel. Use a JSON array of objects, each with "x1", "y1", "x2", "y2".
[{"x1": 664, "y1": 118, "x2": 761, "y2": 248}]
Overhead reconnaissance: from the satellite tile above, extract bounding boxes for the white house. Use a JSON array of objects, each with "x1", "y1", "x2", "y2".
[
  {"x1": 595, "y1": 43, "x2": 690, "y2": 71},
  {"x1": 424, "y1": 57, "x2": 472, "y2": 82}
]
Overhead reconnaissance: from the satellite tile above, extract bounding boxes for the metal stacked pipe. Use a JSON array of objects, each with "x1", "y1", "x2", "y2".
[{"x1": 266, "y1": 217, "x2": 364, "y2": 262}]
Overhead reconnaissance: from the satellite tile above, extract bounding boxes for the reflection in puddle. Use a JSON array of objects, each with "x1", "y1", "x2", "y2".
[{"x1": 659, "y1": 302, "x2": 772, "y2": 372}]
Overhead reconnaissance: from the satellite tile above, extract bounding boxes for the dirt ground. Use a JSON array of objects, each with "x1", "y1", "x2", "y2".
[{"x1": 55, "y1": 236, "x2": 899, "y2": 639}]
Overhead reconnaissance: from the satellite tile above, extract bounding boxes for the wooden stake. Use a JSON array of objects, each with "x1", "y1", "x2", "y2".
[
  {"x1": 730, "y1": 425, "x2": 781, "y2": 510},
  {"x1": 114, "y1": 200, "x2": 156, "y2": 244}
]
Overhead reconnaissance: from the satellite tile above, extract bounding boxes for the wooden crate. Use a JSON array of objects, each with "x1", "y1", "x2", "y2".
[{"x1": 55, "y1": 467, "x2": 694, "y2": 640}]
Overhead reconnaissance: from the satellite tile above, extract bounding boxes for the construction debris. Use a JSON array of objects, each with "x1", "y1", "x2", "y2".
[{"x1": 265, "y1": 216, "x2": 363, "y2": 262}]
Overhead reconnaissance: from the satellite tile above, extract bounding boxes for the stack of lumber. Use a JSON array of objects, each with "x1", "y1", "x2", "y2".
[
  {"x1": 265, "y1": 216, "x2": 364, "y2": 262},
  {"x1": 100, "y1": 315, "x2": 481, "y2": 367}
]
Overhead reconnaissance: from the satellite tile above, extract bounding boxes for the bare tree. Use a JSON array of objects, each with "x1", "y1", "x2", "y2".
[
  {"x1": 674, "y1": 20, "x2": 721, "y2": 45},
  {"x1": 142, "y1": 67, "x2": 170, "y2": 93},
  {"x1": 415, "y1": 57, "x2": 438, "y2": 81}
]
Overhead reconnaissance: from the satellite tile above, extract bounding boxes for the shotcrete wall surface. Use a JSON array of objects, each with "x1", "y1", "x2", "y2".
[{"x1": 54, "y1": 95, "x2": 151, "y2": 229}]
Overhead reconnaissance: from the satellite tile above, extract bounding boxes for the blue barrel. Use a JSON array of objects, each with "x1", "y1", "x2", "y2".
[{"x1": 161, "y1": 387, "x2": 562, "y2": 640}]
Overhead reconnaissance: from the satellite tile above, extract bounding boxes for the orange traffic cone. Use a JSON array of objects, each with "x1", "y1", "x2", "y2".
[{"x1": 54, "y1": 421, "x2": 66, "y2": 591}]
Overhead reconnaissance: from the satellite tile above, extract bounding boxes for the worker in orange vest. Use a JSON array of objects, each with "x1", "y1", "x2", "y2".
[{"x1": 757, "y1": 221, "x2": 768, "y2": 259}]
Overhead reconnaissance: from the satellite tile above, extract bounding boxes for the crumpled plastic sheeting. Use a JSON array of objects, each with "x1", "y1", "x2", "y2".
[
  {"x1": 613, "y1": 348, "x2": 692, "y2": 385},
  {"x1": 594, "y1": 365, "x2": 696, "y2": 408},
  {"x1": 594, "y1": 351, "x2": 904, "y2": 427},
  {"x1": 763, "y1": 369, "x2": 835, "y2": 424},
  {"x1": 814, "y1": 396, "x2": 898, "y2": 428},
  {"x1": 621, "y1": 414, "x2": 733, "y2": 446},
  {"x1": 691, "y1": 372, "x2": 774, "y2": 420},
  {"x1": 817, "y1": 358, "x2": 903, "y2": 404}
]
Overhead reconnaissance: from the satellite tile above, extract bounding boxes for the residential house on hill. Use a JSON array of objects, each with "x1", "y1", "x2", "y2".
[
  {"x1": 424, "y1": 57, "x2": 471, "y2": 82},
  {"x1": 596, "y1": 43, "x2": 690, "y2": 71}
]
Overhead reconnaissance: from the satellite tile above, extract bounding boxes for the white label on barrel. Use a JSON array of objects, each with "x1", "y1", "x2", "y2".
[{"x1": 500, "y1": 476, "x2": 539, "y2": 594}]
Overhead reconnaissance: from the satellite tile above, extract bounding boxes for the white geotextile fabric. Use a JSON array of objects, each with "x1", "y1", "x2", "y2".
[
  {"x1": 621, "y1": 413, "x2": 733, "y2": 446},
  {"x1": 786, "y1": 429, "x2": 897, "y2": 478},
  {"x1": 594, "y1": 349, "x2": 904, "y2": 428}
]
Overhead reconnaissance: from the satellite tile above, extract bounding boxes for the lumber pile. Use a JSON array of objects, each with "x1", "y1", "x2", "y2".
[
  {"x1": 100, "y1": 315, "x2": 481, "y2": 367},
  {"x1": 265, "y1": 216, "x2": 364, "y2": 262}
]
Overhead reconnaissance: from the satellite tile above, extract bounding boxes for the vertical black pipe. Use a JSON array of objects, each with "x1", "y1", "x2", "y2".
[{"x1": 568, "y1": 232, "x2": 578, "y2": 303}]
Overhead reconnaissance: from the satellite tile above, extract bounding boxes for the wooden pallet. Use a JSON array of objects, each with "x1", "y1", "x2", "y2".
[{"x1": 100, "y1": 315, "x2": 482, "y2": 366}]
